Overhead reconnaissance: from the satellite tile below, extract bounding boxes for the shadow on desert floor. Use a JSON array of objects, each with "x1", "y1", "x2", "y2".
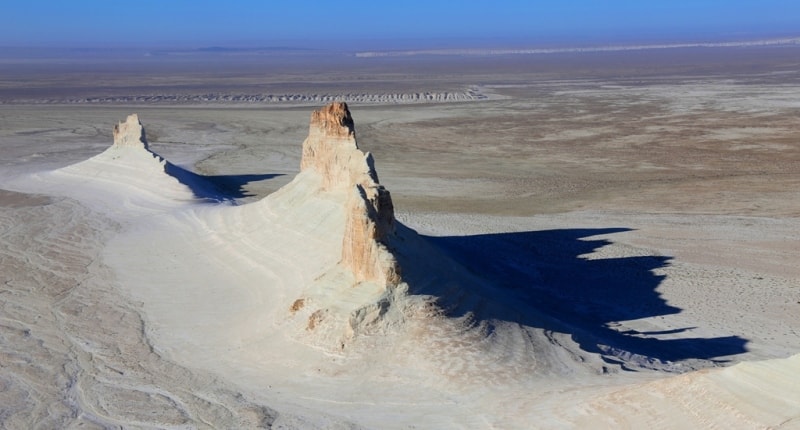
[
  {"x1": 401, "y1": 225, "x2": 748, "y2": 367},
  {"x1": 163, "y1": 161, "x2": 282, "y2": 201}
]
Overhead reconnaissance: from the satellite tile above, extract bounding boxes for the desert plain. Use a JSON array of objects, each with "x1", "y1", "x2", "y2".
[{"x1": 1, "y1": 45, "x2": 799, "y2": 428}]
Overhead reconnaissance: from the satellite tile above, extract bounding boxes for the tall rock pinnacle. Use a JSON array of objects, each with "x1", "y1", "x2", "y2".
[
  {"x1": 301, "y1": 102, "x2": 366, "y2": 191},
  {"x1": 300, "y1": 102, "x2": 400, "y2": 287},
  {"x1": 113, "y1": 114, "x2": 148, "y2": 149}
]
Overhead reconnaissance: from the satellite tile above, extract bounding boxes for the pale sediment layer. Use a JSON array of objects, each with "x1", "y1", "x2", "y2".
[{"x1": 0, "y1": 195, "x2": 298, "y2": 428}]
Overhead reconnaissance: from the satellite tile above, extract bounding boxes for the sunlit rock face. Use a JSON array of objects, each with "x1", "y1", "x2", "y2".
[
  {"x1": 300, "y1": 102, "x2": 399, "y2": 287},
  {"x1": 112, "y1": 114, "x2": 148, "y2": 149}
]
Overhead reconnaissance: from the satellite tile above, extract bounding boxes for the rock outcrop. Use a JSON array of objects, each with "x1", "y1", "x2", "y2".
[
  {"x1": 113, "y1": 114, "x2": 148, "y2": 149},
  {"x1": 300, "y1": 102, "x2": 400, "y2": 287},
  {"x1": 105, "y1": 114, "x2": 229, "y2": 202}
]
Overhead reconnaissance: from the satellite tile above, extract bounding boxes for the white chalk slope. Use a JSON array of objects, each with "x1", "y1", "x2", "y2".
[{"x1": 19, "y1": 114, "x2": 230, "y2": 218}]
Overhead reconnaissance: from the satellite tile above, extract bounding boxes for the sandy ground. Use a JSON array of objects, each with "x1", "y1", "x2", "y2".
[{"x1": 1, "y1": 49, "x2": 800, "y2": 428}]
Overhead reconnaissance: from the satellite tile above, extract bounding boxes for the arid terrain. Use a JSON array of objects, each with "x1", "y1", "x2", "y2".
[{"x1": 1, "y1": 46, "x2": 799, "y2": 428}]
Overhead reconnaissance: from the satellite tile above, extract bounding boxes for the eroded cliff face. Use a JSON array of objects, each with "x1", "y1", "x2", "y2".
[
  {"x1": 112, "y1": 114, "x2": 148, "y2": 149},
  {"x1": 341, "y1": 183, "x2": 399, "y2": 286},
  {"x1": 300, "y1": 102, "x2": 400, "y2": 287}
]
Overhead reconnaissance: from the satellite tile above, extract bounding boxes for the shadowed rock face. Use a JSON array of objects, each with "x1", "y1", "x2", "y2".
[
  {"x1": 300, "y1": 102, "x2": 400, "y2": 287},
  {"x1": 112, "y1": 114, "x2": 148, "y2": 149}
]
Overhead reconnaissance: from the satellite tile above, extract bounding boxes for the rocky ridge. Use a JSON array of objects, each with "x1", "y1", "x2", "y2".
[{"x1": 0, "y1": 88, "x2": 488, "y2": 105}]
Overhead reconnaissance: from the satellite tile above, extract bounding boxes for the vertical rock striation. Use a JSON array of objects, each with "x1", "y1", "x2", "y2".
[
  {"x1": 112, "y1": 114, "x2": 148, "y2": 149},
  {"x1": 300, "y1": 102, "x2": 400, "y2": 287}
]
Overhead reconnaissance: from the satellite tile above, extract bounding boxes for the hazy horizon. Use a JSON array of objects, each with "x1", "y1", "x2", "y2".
[
  {"x1": 2, "y1": 32, "x2": 799, "y2": 61},
  {"x1": 2, "y1": 1, "x2": 799, "y2": 51}
]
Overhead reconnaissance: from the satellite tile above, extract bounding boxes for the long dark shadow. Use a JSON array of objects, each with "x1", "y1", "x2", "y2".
[
  {"x1": 163, "y1": 161, "x2": 282, "y2": 201},
  {"x1": 396, "y1": 224, "x2": 748, "y2": 367},
  {"x1": 203, "y1": 173, "x2": 284, "y2": 198}
]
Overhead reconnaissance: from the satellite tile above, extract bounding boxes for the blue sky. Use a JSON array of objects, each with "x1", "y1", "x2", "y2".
[{"x1": 1, "y1": 0, "x2": 799, "y2": 48}]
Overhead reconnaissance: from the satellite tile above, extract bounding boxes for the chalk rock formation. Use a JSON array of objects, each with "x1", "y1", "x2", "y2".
[
  {"x1": 300, "y1": 102, "x2": 400, "y2": 287},
  {"x1": 113, "y1": 114, "x2": 148, "y2": 149},
  {"x1": 98, "y1": 114, "x2": 228, "y2": 203}
]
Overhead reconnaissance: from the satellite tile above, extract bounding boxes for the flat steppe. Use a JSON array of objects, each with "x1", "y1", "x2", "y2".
[{"x1": 1, "y1": 46, "x2": 799, "y2": 428}]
